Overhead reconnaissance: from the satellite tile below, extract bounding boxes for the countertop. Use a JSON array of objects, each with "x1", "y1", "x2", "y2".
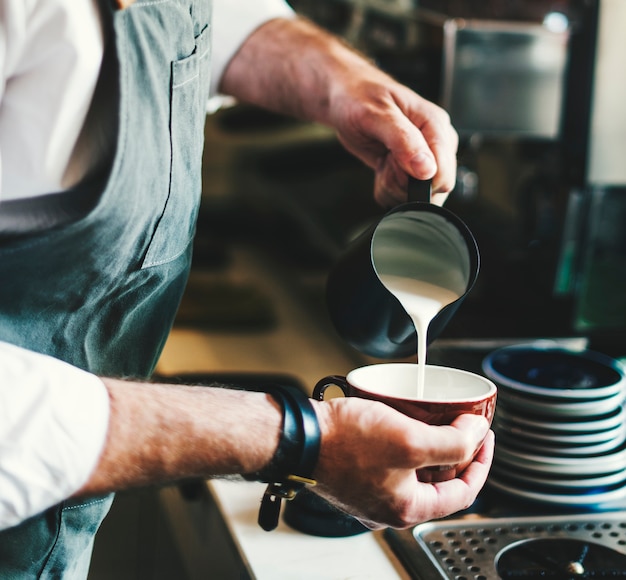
[{"x1": 206, "y1": 479, "x2": 410, "y2": 579}]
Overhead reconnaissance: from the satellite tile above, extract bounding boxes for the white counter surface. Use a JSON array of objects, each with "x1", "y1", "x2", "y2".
[{"x1": 207, "y1": 479, "x2": 410, "y2": 579}]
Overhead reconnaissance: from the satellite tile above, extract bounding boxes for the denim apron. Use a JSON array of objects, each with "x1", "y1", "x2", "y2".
[{"x1": 0, "y1": 0, "x2": 211, "y2": 576}]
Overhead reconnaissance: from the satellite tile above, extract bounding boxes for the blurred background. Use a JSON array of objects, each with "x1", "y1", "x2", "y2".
[{"x1": 193, "y1": 0, "x2": 625, "y2": 359}]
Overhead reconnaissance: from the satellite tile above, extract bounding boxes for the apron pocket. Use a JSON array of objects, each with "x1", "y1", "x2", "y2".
[{"x1": 141, "y1": 25, "x2": 210, "y2": 269}]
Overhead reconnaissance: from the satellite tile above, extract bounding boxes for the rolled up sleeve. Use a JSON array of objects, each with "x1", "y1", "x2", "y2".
[
  {"x1": 210, "y1": 0, "x2": 295, "y2": 96},
  {"x1": 0, "y1": 342, "x2": 109, "y2": 530}
]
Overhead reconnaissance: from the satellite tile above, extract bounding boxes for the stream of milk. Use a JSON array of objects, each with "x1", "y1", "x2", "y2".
[
  {"x1": 378, "y1": 275, "x2": 461, "y2": 398},
  {"x1": 371, "y1": 211, "x2": 470, "y2": 399}
]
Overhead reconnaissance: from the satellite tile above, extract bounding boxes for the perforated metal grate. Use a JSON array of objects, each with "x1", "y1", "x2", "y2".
[{"x1": 412, "y1": 512, "x2": 626, "y2": 579}]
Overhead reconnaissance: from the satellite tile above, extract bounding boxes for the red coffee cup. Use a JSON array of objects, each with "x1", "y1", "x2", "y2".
[{"x1": 314, "y1": 363, "x2": 497, "y2": 482}]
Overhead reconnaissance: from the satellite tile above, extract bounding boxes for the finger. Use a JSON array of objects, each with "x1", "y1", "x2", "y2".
[
  {"x1": 419, "y1": 117, "x2": 459, "y2": 195},
  {"x1": 373, "y1": 156, "x2": 408, "y2": 208},
  {"x1": 451, "y1": 413, "x2": 491, "y2": 433},
  {"x1": 450, "y1": 429, "x2": 495, "y2": 486},
  {"x1": 363, "y1": 431, "x2": 494, "y2": 529},
  {"x1": 340, "y1": 96, "x2": 438, "y2": 182},
  {"x1": 409, "y1": 414, "x2": 490, "y2": 469},
  {"x1": 409, "y1": 431, "x2": 494, "y2": 523},
  {"x1": 372, "y1": 114, "x2": 457, "y2": 205},
  {"x1": 430, "y1": 190, "x2": 450, "y2": 207},
  {"x1": 381, "y1": 95, "x2": 458, "y2": 187},
  {"x1": 382, "y1": 111, "x2": 438, "y2": 182},
  {"x1": 466, "y1": 429, "x2": 495, "y2": 471}
]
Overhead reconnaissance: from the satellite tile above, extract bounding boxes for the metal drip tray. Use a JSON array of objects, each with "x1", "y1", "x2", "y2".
[{"x1": 386, "y1": 511, "x2": 626, "y2": 579}]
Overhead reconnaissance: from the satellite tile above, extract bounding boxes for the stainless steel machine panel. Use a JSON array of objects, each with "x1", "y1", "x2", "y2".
[
  {"x1": 442, "y1": 19, "x2": 569, "y2": 138},
  {"x1": 387, "y1": 511, "x2": 626, "y2": 579}
]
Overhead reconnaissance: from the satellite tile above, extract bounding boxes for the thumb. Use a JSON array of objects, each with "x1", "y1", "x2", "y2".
[{"x1": 413, "y1": 414, "x2": 490, "y2": 469}]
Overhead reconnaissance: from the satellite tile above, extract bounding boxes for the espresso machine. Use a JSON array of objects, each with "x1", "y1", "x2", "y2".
[{"x1": 414, "y1": 0, "x2": 626, "y2": 359}]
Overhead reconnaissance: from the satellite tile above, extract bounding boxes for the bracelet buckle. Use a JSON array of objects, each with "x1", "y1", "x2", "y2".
[
  {"x1": 259, "y1": 474, "x2": 318, "y2": 531},
  {"x1": 252, "y1": 385, "x2": 321, "y2": 531}
]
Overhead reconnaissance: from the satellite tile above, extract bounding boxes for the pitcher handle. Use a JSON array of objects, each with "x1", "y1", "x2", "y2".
[{"x1": 408, "y1": 177, "x2": 432, "y2": 203}]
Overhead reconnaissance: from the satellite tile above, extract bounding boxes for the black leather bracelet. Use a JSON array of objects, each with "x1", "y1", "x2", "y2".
[{"x1": 245, "y1": 385, "x2": 321, "y2": 531}]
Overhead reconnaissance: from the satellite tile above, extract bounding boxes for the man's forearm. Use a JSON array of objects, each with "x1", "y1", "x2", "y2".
[
  {"x1": 219, "y1": 17, "x2": 378, "y2": 126},
  {"x1": 73, "y1": 377, "x2": 493, "y2": 531},
  {"x1": 74, "y1": 379, "x2": 282, "y2": 496},
  {"x1": 218, "y1": 15, "x2": 457, "y2": 204}
]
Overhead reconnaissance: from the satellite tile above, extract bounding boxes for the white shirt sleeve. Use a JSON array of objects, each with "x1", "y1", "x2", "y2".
[
  {"x1": 0, "y1": 0, "x2": 104, "y2": 201},
  {"x1": 0, "y1": 341, "x2": 110, "y2": 531},
  {"x1": 210, "y1": 0, "x2": 295, "y2": 96}
]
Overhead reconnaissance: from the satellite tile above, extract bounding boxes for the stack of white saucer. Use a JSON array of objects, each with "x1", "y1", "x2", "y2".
[{"x1": 482, "y1": 344, "x2": 626, "y2": 508}]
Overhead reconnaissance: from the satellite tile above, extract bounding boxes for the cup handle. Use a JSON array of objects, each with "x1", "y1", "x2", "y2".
[
  {"x1": 313, "y1": 376, "x2": 348, "y2": 401},
  {"x1": 408, "y1": 177, "x2": 432, "y2": 203}
]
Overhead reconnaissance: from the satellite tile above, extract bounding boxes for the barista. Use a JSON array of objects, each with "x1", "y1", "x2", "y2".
[{"x1": 0, "y1": 0, "x2": 494, "y2": 577}]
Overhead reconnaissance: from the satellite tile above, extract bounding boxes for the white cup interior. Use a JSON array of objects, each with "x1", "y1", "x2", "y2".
[{"x1": 346, "y1": 363, "x2": 496, "y2": 402}]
